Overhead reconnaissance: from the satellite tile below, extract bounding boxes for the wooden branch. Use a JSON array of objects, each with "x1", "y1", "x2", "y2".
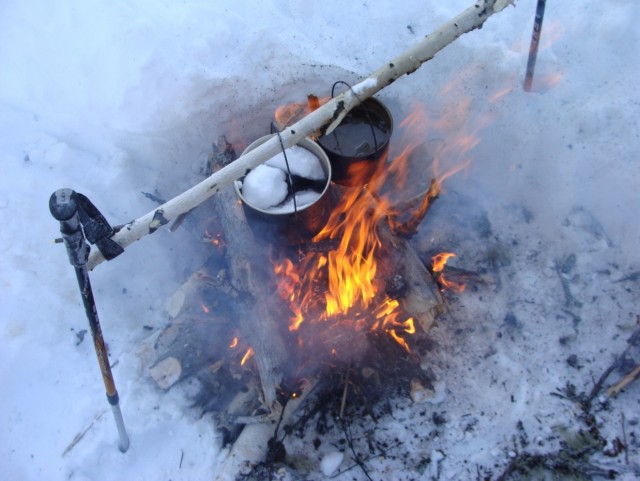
[{"x1": 87, "y1": 0, "x2": 515, "y2": 270}]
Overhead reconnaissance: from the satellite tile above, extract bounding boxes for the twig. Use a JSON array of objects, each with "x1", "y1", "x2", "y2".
[
  {"x1": 495, "y1": 452, "x2": 617, "y2": 481},
  {"x1": 330, "y1": 442, "x2": 402, "y2": 479},
  {"x1": 606, "y1": 363, "x2": 640, "y2": 399},
  {"x1": 61, "y1": 409, "x2": 107, "y2": 456},
  {"x1": 621, "y1": 412, "x2": 629, "y2": 465},
  {"x1": 587, "y1": 363, "x2": 618, "y2": 404},
  {"x1": 339, "y1": 366, "x2": 351, "y2": 420},
  {"x1": 341, "y1": 420, "x2": 374, "y2": 481},
  {"x1": 587, "y1": 325, "x2": 640, "y2": 404}
]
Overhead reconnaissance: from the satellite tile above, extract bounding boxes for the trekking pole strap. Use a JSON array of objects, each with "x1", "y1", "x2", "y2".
[{"x1": 50, "y1": 189, "x2": 124, "y2": 263}]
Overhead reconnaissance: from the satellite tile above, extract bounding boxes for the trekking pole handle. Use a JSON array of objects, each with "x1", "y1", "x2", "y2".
[{"x1": 49, "y1": 188, "x2": 89, "y2": 268}]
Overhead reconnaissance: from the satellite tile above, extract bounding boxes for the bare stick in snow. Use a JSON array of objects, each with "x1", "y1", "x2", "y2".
[
  {"x1": 88, "y1": 0, "x2": 516, "y2": 270},
  {"x1": 606, "y1": 363, "x2": 640, "y2": 399},
  {"x1": 61, "y1": 409, "x2": 107, "y2": 456}
]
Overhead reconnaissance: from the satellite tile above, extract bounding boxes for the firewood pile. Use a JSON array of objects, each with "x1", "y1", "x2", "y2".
[{"x1": 135, "y1": 132, "x2": 471, "y2": 478}]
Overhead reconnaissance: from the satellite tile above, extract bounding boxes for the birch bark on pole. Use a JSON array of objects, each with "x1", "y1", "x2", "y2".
[{"x1": 87, "y1": 0, "x2": 515, "y2": 270}]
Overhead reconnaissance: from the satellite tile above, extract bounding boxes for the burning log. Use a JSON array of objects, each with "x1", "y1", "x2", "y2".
[
  {"x1": 377, "y1": 220, "x2": 444, "y2": 333},
  {"x1": 214, "y1": 378, "x2": 318, "y2": 481},
  {"x1": 87, "y1": 0, "x2": 516, "y2": 270},
  {"x1": 208, "y1": 137, "x2": 289, "y2": 411},
  {"x1": 146, "y1": 257, "x2": 244, "y2": 390},
  {"x1": 145, "y1": 138, "x2": 290, "y2": 408}
]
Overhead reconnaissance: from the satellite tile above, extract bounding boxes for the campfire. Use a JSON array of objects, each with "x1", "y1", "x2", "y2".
[{"x1": 140, "y1": 93, "x2": 491, "y2": 480}]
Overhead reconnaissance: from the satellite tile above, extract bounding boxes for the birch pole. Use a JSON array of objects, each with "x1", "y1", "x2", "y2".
[{"x1": 87, "y1": 0, "x2": 515, "y2": 270}]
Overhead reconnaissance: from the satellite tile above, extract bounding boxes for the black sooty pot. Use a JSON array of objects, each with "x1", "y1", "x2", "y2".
[{"x1": 317, "y1": 97, "x2": 393, "y2": 187}]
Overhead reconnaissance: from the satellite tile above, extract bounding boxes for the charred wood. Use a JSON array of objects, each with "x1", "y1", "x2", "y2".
[
  {"x1": 214, "y1": 379, "x2": 318, "y2": 481},
  {"x1": 378, "y1": 220, "x2": 444, "y2": 333},
  {"x1": 148, "y1": 316, "x2": 232, "y2": 389},
  {"x1": 210, "y1": 137, "x2": 289, "y2": 412},
  {"x1": 389, "y1": 178, "x2": 441, "y2": 237}
]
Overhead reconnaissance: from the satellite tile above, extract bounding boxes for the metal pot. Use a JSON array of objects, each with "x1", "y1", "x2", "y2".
[
  {"x1": 235, "y1": 135, "x2": 333, "y2": 242},
  {"x1": 317, "y1": 97, "x2": 393, "y2": 187}
]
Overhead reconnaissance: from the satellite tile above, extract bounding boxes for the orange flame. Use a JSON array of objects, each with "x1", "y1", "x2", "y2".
[
  {"x1": 272, "y1": 79, "x2": 501, "y2": 353},
  {"x1": 274, "y1": 94, "x2": 329, "y2": 129},
  {"x1": 432, "y1": 252, "x2": 457, "y2": 273},
  {"x1": 313, "y1": 185, "x2": 387, "y2": 317},
  {"x1": 229, "y1": 337, "x2": 238, "y2": 349},
  {"x1": 432, "y1": 252, "x2": 466, "y2": 294},
  {"x1": 272, "y1": 105, "x2": 428, "y2": 352}
]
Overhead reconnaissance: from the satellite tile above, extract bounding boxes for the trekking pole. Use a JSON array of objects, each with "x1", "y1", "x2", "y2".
[
  {"x1": 523, "y1": 0, "x2": 547, "y2": 92},
  {"x1": 49, "y1": 188, "x2": 130, "y2": 453}
]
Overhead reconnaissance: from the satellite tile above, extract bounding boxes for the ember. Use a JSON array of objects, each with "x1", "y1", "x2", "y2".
[{"x1": 240, "y1": 348, "x2": 254, "y2": 367}]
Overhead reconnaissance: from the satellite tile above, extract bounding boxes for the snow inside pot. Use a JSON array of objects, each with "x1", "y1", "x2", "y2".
[
  {"x1": 235, "y1": 135, "x2": 332, "y2": 241},
  {"x1": 317, "y1": 97, "x2": 393, "y2": 187}
]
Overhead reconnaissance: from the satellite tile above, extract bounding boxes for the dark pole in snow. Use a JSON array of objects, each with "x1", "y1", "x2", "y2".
[
  {"x1": 523, "y1": 0, "x2": 547, "y2": 92},
  {"x1": 49, "y1": 189, "x2": 130, "y2": 453}
]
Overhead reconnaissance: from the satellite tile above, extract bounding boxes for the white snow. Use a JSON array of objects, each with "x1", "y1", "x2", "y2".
[
  {"x1": 320, "y1": 451, "x2": 344, "y2": 476},
  {"x1": 240, "y1": 164, "x2": 288, "y2": 210},
  {"x1": 265, "y1": 145, "x2": 326, "y2": 181},
  {"x1": 266, "y1": 189, "x2": 324, "y2": 214},
  {"x1": 0, "y1": 1, "x2": 638, "y2": 480},
  {"x1": 241, "y1": 145, "x2": 326, "y2": 212}
]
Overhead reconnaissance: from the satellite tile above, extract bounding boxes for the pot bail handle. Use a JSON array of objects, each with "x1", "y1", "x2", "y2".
[
  {"x1": 330, "y1": 80, "x2": 379, "y2": 152},
  {"x1": 270, "y1": 121, "x2": 298, "y2": 215}
]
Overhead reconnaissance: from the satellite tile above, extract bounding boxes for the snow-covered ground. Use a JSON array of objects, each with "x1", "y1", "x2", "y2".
[{"x1": 1, "y1": 1, "x2": 638, "y2": 480}]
